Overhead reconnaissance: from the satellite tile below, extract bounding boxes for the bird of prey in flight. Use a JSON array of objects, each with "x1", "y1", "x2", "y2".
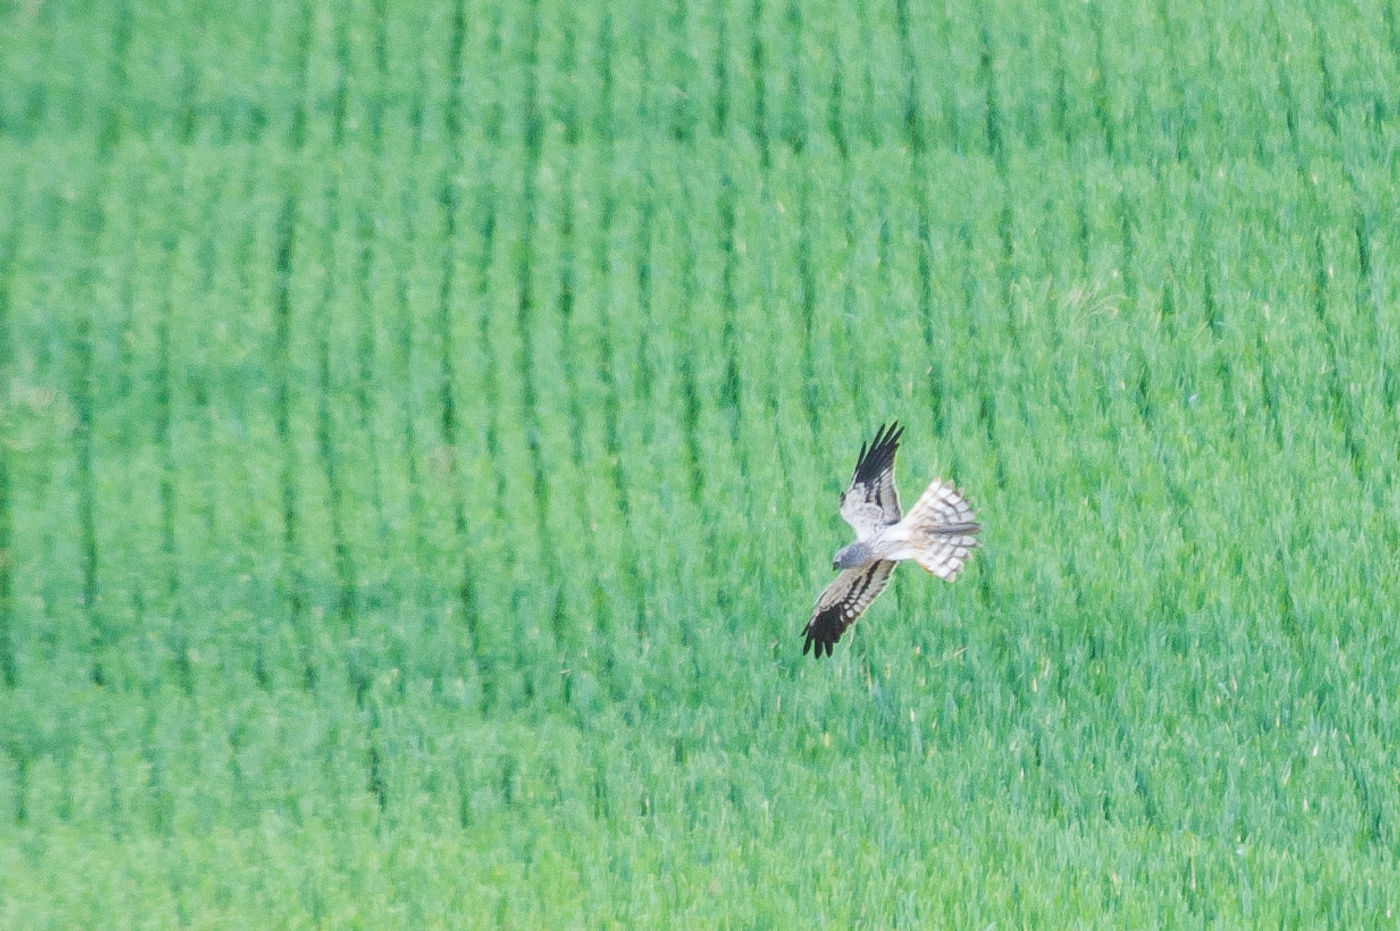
[{"x1": 802, "y1": 423, "x2": 981, "y2": 658}]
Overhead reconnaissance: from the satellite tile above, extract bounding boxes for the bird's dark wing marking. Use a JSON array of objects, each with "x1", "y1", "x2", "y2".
[
  {"x1": 802, "y1": 560, "x2": 897, "y2": 658},
  {"x1": 838, "y1": 422, "x2": 904, "y2": 537}
]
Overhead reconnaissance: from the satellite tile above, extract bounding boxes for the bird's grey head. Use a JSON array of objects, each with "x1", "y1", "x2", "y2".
[{"x1": 832, "y1": 541, "x2": 873, "y2": 571}]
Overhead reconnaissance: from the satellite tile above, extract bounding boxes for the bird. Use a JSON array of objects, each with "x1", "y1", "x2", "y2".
[{"x1": 802, "y1": 422, "x2": 981, "y2": 658}]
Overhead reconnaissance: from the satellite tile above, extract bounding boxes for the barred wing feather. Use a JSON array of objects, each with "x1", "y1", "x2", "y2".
[{"x1": 802, "y1": 561, "x2": 896, "y2": 657}]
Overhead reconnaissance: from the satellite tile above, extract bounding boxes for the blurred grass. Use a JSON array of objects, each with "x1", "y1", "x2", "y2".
[{"x1": 3, "y1": 0, "x2": 1400, "y2": 925}]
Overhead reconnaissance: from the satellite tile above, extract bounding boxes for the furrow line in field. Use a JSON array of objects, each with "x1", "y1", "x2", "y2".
[
  {"x1": 512, "y1": 0, "x2": 570, "y2": 660},
  {"x1": 440, "y1": 0, "x2": 484, "y2": 658},
  {"x1": 1251, "y1": 328, "x2": 1287, "y2": 453},
  {"x1": 1071, "y1": 173, "x2": 1093, "y2": 274},
  {"x1": 557, "y1": 9, "x2": 581, "y2": 146},
  {"x1": 1048, "y1": 3, "x2": 1072, "y2": 148},
  {"x1": 351, "y1": 207, "x2": 386, "y2": 563},
  {"x1": 825, "y1": 39, "x2": 848, "y2": 160},
  {"x1": 595, "y1": 10, "x2": 616, "y2": 141},
  {"x1": 287, "y1": 1, "x2": 313, "y2": 151},
  {"x1": 914, "y1": 204, "x2": 942, "y2": 433},
  {"x1": 556, "y1": 188, "x2": 587, "y2": 475},
  {"x1": 674, "y1": 242, "x2": 706, "y2": 509},
  {"x1": 592, "y1": 196, "x2": 639, "y2": 648},
  {"x1": 1311, "y1": 25, "x2": 1342, "y2": 140},
  {"x1": 1082, "y1": 1, "x2": 1116, "y2": 160},
  {"x1": 747, "y1": 0, "x2": 771, "y2": 169},
  {"x1": 96, "y1": 4, "x2": 132, "y2": 153},
  {"x1": 1308, "y1": 232, "x2": 1365, "y2": 481},
  {"x1": 1264, "y1": 6, "x2": 1305, "y2": 168},
  {"x1": 780, "y1": 0, "x2": 807, "y2": 152},
  {"x1": 467, "y1": 178, "x2": 500, "y2": 504},
  {"x1": 993, "y1": 194, "x2": 1017, "y2": 353},
  {"x1": 892, "y1": 1, "x2": 942, "y2": 429},
  {"x1": 545, "y1": 144, "x2": 587, "y2": 655},
  {"x1": 666, "y1": 0, "x2": 696, "y2": 143},
  {"x1": 971, "y1": 14, "x2": 1021, "y2": 372},
  {"x1": 1344, "y1": 188, "x2": 1394, "y2": 416},
  {"x1": 717, "y1": 171, "x2": 743, "y2": 447},
  {"x1": 267, "y1": 0, "x2": 317, "y2": 689},
  {"x1": 74, "y1": 246, "x2": 101, "y2": 686},
  {"x1": 1265, "y1": 9, "x2": 1369, "y2": 486},
  {"x1": 632, "y1": 171, "x2": 655, "y2": 410},
  {"x1": 627, "y1": 166, "x2": 657, "y2": 642},
  {"x1": 960, "y1": 215, "x2": 1007, "y2": 498},
  {"x1": 712, "y1": 7, "x2": 729, "y2": 132},
  {"x1": 975, "y1": 17, "x2": 1005, "y2": 168},
  {"x1": 892, "y1": 0, "x2": 923, "y2": 154},
  {"x1": 73, "y1": 3, "x2": 138, "y2": 690},
  {"x1": 346, "y1": 9, "x2": 392, "y2": 587},
  {"x1": 1384, "y1": 2, "x2": 1400, "y2": 75},
  {"x1": 313, "y1": 191, "x2": 357, "y2": 634},
  {"x1": 794, "y1": 176, "x2": 820, "y2": 438},
  {"x1": 329, "y1": 11, "x2": 351, "y2": 146},
  {"x1": 394, "y1": 253, "x2": 431, "y2": 622},
  {"x1": 0, "y1": 227, "x2": 14, "y2": 688},
  {"x1": 594, "y1": 187, "x2": 627, "y2": 526},
  {"x1": 367, "y1": 0, "x2": 390, "y2": 143},
  {"x1": 153, "y1": 210, "x2": 188, "y2": 695},
  {"x1": 1113, "y1": 179, "x2": 1138, "y2": 301},
  {"x1": 1313, "y1": 4, "x2": 1395, "y2": 498},
  {"x1": 271, "y1": 191, "x2": 312, "y2": 688},
  {"x1": 366, "y1": 733, "x2": 389, "y2": 813}
]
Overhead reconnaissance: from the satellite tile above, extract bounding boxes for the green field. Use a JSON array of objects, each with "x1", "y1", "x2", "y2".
[{"x1": 3, "y1": 0, "x2": 1400, "y2": 925}]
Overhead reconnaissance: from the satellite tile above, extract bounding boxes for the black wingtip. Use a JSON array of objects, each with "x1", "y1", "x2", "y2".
[
  {"x1": 802, "y1": 608, "x2": 847, "y2": 660},
  {"x1": 852, "y1": 421, "x2": 904, "y2": 487}
]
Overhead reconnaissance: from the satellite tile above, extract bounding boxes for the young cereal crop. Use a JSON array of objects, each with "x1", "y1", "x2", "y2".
[{"x1": 1, "y1": 0, "x2": 1398, "y2": 925}]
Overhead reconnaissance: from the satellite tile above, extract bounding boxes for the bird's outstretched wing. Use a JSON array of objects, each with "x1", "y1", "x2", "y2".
[
  {"x1": 802, "y1": 561, "x2": 896, "y2": 658},
  {"x1": 838, "y1": 422, "x2": 904, "y2": 540}
]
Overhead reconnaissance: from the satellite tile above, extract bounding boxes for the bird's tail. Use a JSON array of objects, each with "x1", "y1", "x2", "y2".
[{"x1": 900, "y1": 478, "x2": 981, "y2": 580}]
